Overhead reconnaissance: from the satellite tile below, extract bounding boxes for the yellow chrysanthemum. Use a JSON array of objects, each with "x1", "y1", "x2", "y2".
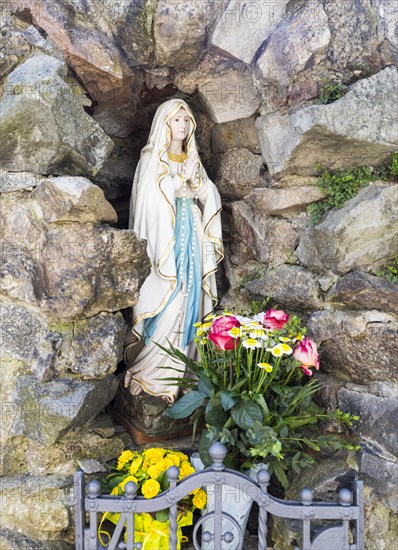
[
  {"x1": 142, "y1": 448, "x2": 166, "y2": 463},
  {"x1": 116, "y1": 450, "x2": 135, "y2": 470},
  {"x1": 141, "y1": 479, "x2": 161, "y2": 499},
  {"x1": 279, "y1": 337, "x2": 291, "y2": 342},
  {"x1": 270, "y1": 346, "x2": 283, "y2": 357},
  {"x1": 129, "y1": 456, "x2": 143, "y2": 475},
  {"x1": 192, "y1": 489, "x2": 207, "y2": 509},
  {"x1": 257, "y1": 362, "x2": 273, "y2": 373},
  {"x1": 179, "y1": 461, "x2": 195, "y2": 480},
  {"x1": 279, "y1": 343, "x2": 293, "y2": 354},
  {"x1": 175, "y1": 451, "x2": 189, "y2": 462},
  {"x1": 242, "y1": 338, "x2": 261, "y2": 349},
  {"x1": 147, "y1": 463, "x2": 163, "y2": 480},
  {"x1": 166, "y1": 453, "x2": 181, "y2": 467},
  {"x1": 250, "y1": 329, "x2": 267, "y2": 339}
]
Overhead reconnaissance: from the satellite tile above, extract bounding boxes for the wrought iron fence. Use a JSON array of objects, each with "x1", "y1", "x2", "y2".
[{"x1": 74, "y1": 442, "x2": 364, "y2": 550}]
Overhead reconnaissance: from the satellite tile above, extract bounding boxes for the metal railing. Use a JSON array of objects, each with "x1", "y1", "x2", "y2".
[{"x1": 74, "y1": 442, "x2": 364, "y2": 550}]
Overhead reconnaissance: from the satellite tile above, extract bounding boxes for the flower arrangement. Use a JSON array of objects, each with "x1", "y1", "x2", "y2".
[
  {"x1": 99, "y1": 447, "x2": 207, "y2": 549},
  {"x1": 160, "y1": 305, "x2": 359, "y2": 488}
]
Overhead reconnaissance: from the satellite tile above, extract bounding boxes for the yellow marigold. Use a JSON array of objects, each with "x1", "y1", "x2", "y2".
[
  {"x1": 116, "y1": 450, "x2": 135, "y2": 470},
  {"x1": 142, "y1": 448, "x2": 166, "y2": 463},
  {"x1": 142, "y1": 479, "x2": 160, "y2": 499},
  {"x1": 179, "y1": 461, "x2": 195, "y2": 480},
  {"x1": 192, "y1": 489, "x2": 207, "y2": 509},
  {"x1": 129, "y1": 456, "x2": 143, "y2": 475}
]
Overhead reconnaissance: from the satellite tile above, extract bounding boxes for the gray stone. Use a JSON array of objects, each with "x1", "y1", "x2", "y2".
[
  {"x1": 211, "y1": 116, "x2": 260, "y2": 155},
  {"x1": 76, "y1": 458, "x2": 107, "y2": 474},
  {"x1": 247, "y1": 265, "x2": 323, "y2": 311},
  {"x1": 256, "y1": 66, "x2": 398, "y2": 182},
  {"x1": 360, "y1": 447, "x2": 398, "y2": 512},
  {"x1": 57, "y1": 312, "x2": 127, "y2": 379},
  {"x1": 245, "y1": 186, "x2": 326, "y2": 218},
  {"x1": 11, "y1": 374, "x2": 119, "y2": 445},
  {"x1": 33, "y1": 177, "x2": 117, "y2": 224},
  {"x1": 363, "y1": 486, "x2": 398, "y2": 550},
  {"x1": 91, "y1": 413, "x2": 116, "y2": 438},
  {"x1": 198, "y1": 66, "x2": 261, "y2": 123},
  {"x1": 297, "y1": 184, "x2": 398, "y2": 275},
  {"x1": 210, "y1": 0, "x2": 288, "y2": 65},
  {"x1": 308, "y1": 310, "x2": 398, "y2": 383},
  {"x1": 215, "y1": 148, "x2": 266, "y2": 200},
  {"x1": 0, "y1": 54, "x2": 114, "y2": 176},
  {"x1": 326, "y1": 270, "x2": 398, "y2": 314},
  {"x1": 0, "y1": 474, "x2": 73, "y2": 541},
  {"x1": 0, "y1": 301, "x2": 61, "y2": 382},
  {"x1": 338, "y1": 387, "x2": 398, "y2": 458},
  {"x1": 0, "y1": 528, "x2": 74, "y2": 550},
  {"x1": 0, "y1": 172, "x2": 45, "y2": 193}
]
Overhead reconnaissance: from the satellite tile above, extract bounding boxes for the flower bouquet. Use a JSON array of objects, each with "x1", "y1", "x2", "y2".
[
  {"x1": 99, "y1": 447, "x2": 207, "y2": 549},
  {"x1": 160, "y1": 305, "x2": 359, "y2": 488}
]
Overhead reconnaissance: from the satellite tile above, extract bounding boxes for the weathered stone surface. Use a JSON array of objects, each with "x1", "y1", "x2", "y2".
[
  {"x1": 215, "y1": 148, "x2": 266, "y2": 200},
  {"x1": 246, "y1": 264, "x2": 323, "y2": 311},
  {"x1": 0, "y1": 474, "x2": 73, "y2": 541},
  {"x1": 297, "y1": 184, "x2": 398, "y2": 275},
  {"x1": 256, "y1": 67, "x2": 398, "y2": 182},
  {"x1": 33, "y1": 177, "x2": 117, "y2": 224},
  {"x1": 326, "y1": 270, "x2": 398, "y2": 315},
  {"x1": 0, "y1": 528, "x2": 73, "y2": 550},
  {"x1": 0, "y1": 172, "x2": 45, "y2": 193},
  {"x1": 360, "y1": 447, "x2": 398, "y2": 512},
  {"x1": 211, "y1": 116, "x2": 260, "y2": 154},
  {"x1": 245, "y1": 186, "x2": 326, "y2": 218},
  {"x1": 308, "y1": 310, "x2": 398, "y2": 383},
  {"x1": 76, "y1": 458, "x2": 107, "y2": 474},
  {"x1": 256, "y1": 0, "x2": 330, "y2": 86},
  {"x1": 363, "y1": 486, "x2": 398, "y2": 550},
  {"x1": 338, "y1": 387, "x2": 398, "y2": 458},
  {"x1": 0, "y1": 301, "x2": 61, "y2": 382},
  {"x1": 210, "y1": 0, "x2": 288, "y2": 65},
  {"x1": 91, "y1": 413, "x2": 116, "y2": 438},
  {"x1": 154, "y1": 0, "x2": 217, "y2": 69},
  {"x1": 11, "y1": 375, "x2": 119, "y2": 445},
  {"x1": 56, "y1": 312, "x2": 127, "y2": 378},
  {"x1": 0, "y1": 55, "x2": 114, "y2": 176},
  {"x1": 198, "y1": 66, "x2": 261, "y2": 123}
]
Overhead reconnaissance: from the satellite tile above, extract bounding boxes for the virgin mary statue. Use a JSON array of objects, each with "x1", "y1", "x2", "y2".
[{"x1": 123, "y1": 98, "x2": 224, "y2": 403}]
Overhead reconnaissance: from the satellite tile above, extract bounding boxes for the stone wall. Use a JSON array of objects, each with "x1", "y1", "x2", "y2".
[{"x1": 1, "y1": 1, "x2": 397, "y2": 548}]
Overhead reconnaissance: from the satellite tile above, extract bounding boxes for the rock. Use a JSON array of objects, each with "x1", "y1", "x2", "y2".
[
  {"x1": 246, "y1": 264, "x2": 322, "y2": 311},
  {"x1": 0, "y1": 172, "x2": 45, "y2": 193},
  {"x1": 360, "y1": 447, "x2": 398, "y2": 512},
  {"x1": 211, "y1": 116, "x2": 260, "y2": 154},
  {"x1": 56, "y1": 312, "x2": 127, "y2": 379},
  {"x1": 11, "y1": 374, "x2": 119, "y2": 445},
  {"x1": 198, "y1": 66, "x2": 261, "y2": 123},
  {"x1": 215, "y1": 148, "x2": 266, "y2": 200},
  {"x1": 308, "y1": 310, "x2": 398, "y2": 383},
  {"x1": 363, "y1": 486, "x2": 398, "y2": 550},
  {"x1": 76, "y1": 458, "x2": 107, "y2": 474},
  {"x1": 23, "y1": 430, "x2": 130, "y2": 476},
  {"x1": 245, "y1": 186, "x2": 326, "y2": 218},
  {"x1": 326, "y1": 270, "x2": 398, "y2": 314},
  {"x1": 91, "y1": 413, "x2": 116, "y2": 438},
  {"x1": 154, "y1": 0, "x2": 215, "y2": 69},
  {"x1": 0, "y1": 54, "x2": 114, "y2": 176},
  {"x1": 0, "y1": 528, "x2": 73, "y2": 550},
  {"x1": 297, "y1": 184, "x2": 398, "y2": 275},
  {"x1": 256, "y1": 0, "x2": 330, "y2": 92},
  {"x1": 0, "y1": 474, "x2": 73, "y2": 541},
  {"x1": 0, "y1": 301, "x2": 61, "y2": 382},
  {"x1": 210, "y1": 0, "x2": 288, "y2": 65},
  {"x1": 256, "y1": 66, "x2": 398, "y2": 182},
  {"x1": 338, "y1": 387, "x2": 398, "y2": 458},
  {"x1": 32, "y1": 177, "x2": 117, "y2": 224}
]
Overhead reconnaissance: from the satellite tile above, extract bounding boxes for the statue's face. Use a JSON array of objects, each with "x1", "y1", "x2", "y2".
[{"x1": 168, "y1": 108, "x2": 191, "y2": 142}]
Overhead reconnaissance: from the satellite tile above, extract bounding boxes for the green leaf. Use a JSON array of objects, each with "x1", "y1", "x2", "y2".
[
  {"x1": 271, "y1": 461, "x2": 289, "y2": 489},
  {"x1": 280, "y1": 426, "x2": 288, "y2": 438},
  {"x1": 220, "y1": 391, "x2": 239, "y2": 411},
  {"x1": 165, "y1": 391, "x2": 205, "y2": 419},
  {"x1": 231, "y1": 400, "x2": 263, "y2": 430},
  {"x1": 199, "y1": 429, "x2": 218, "y2": 467},
  {"x1": 205, "y1": 397, "x2": 227, "y2": 428},
  {"x1": 198, "y1": 375, "x2": 215, "y2": 397},
  {"x1": 156, "y1": 509, "x2": 169, "y2": 522}
]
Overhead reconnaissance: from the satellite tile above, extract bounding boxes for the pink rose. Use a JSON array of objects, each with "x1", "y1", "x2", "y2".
[
  {"x1": 208, "y1": 316, "x2": 241, "y2": 351},
  {"x1": 262, "y1": 309, "x2": 289, "y2": 330},
  {"x1": 293, "y1": 337, "x2": 320, "y2": 376}
]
